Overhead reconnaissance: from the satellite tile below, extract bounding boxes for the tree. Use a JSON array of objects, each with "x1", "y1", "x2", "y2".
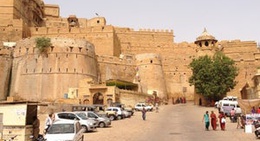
[{"x1": 189, "y1": 51, "x2": 238, "y2": 101}]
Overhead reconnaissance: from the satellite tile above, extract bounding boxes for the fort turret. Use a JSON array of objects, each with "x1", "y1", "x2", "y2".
[
  {"x1": 194, "y1": 28, "x2": 218, "y2": 48},
  {"x1": 135, "y1": 53, "x2": 167, "y2": 99},
  {"x1": 9, "y1": 37, "x2": 98, "y2": 101}
]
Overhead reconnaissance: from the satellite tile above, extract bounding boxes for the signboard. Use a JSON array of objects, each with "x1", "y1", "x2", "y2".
[{"x1": 0, "y1": 104, "x2": 27, "y2": 126}]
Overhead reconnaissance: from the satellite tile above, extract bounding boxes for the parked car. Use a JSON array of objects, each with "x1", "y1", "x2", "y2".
[
  {"x1": 45, "y1": 120, "x2": 84, "y2": 141},
  {"x1": 122, "y1": 110, "x2": 131, "y2": 118},
  {"x1": 54, "y1": 112, "x2": 97, "y2": 132},
  {"x1": 111, "y1": 102, "x2": 134, "y2": 116},
  {"x1": 135, "y1": 103, "x2": 153, "y2": 111},
  {"x1": 124, "y1": 107, "x2": 134, "y2": 116},
  {"x1": 106, "y1": 107, "x2": 125, "y2": 120},
  {"x1": 83, "y1": 111, "x2": 111, "y2": 128}
]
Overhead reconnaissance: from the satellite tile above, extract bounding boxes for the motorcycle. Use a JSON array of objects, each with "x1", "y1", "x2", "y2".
[
  {"x1": 254, "y1": 120, "x2": 260, "y2": 138},
  {"x1": 230, "y1": 115, "x2": 237, "y2": 123},
  {"x1": 30, "y1": 134, "x2": 46, "y2": 141}
]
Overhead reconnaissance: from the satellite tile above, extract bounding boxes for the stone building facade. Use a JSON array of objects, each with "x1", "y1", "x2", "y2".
[{"x1": 0, "y1": 0, "x2": 260, "y2": 106}]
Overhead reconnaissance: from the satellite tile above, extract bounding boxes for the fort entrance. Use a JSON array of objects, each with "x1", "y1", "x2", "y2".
[{"x1": 93, "y1": 92, "x2": 104, "y2": 104}]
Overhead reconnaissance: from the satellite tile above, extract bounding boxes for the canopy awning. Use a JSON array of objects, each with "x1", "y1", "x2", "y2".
[{"x1": 238, "y1": 99, "x2": 260, "y2": 114}]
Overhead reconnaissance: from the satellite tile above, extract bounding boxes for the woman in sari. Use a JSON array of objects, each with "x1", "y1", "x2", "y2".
[
  {"x1": 210, "y1": 111, "x2": 217, "y2": 130},
  {"x1": 218, "y1": 111, "x2": 226, "y2": 131}
]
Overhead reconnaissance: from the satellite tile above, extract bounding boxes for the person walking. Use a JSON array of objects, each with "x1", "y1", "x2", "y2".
[
  {"x1": 237, "y1": 114, "x2": 242, "y2": 129},
  {"x1": 218, "y1": 111, "x2": 226, "y2": 131},
  {"x1": 155, "y1": 103, "x2": 159, "y2": 113},
  {"x1": 32, "y1": 116, "x2": 40, "y2": 140},
  {"x1": 202, "y1": 111, "x2": 210, "y2": 130},
  {"x1": 210, "y1": 111, "x2": 217, "y2": 130},
  {"x1": 142, "y1": 107, "x2": 147, "y2": 120},
  {"x1": 44, "y1": 113, "x2": 54, "y2": 134}
]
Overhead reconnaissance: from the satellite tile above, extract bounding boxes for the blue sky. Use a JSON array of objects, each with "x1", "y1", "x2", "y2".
[{"x1": 43, "y1": 0, "x2": 260, "y2": 43}]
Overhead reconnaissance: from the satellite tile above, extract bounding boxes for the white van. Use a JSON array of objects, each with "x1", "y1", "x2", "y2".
[{"x1": 218, "y1": 100, "x2": 241, "y2": 116}]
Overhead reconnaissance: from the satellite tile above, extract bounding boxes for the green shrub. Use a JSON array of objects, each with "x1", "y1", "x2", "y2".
[{"x1": 35, "y1": 37, "x2": 51, "y2": 54}]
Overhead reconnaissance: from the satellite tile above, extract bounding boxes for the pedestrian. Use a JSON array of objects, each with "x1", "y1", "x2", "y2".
[
  {"x1": 155, "y1": 103, "x2": 159, "y2": 113},
  {"x1": 44, "y1": 113, "x2": 54, "y2": 134},
  {"x1": 32, "y1": 116, "x2": 40, "y2": 140},
  {"x1": 251, "y1": 106, "x2": 256, "y2": 114},
  {"x1": 236, "y1": 114, "x2": 242, "y2": 129},
  {"x1": 218, "y1": 111, "x2": 226, "y2": 131},
  {"x1": 230, "y1": 108, "x2": 236, "y2": 122},
  {"x1": 210, "y1": 111, "x2": 217, "y2": 130},
  {"x1": 202, "y1": 111, "x2": 210, "y2": 130},
  {"x1": 257, "y1": 107, "x2": 260, "y2": 113},
  {"x1": 142, "y1": 107, "x2": 147, "y2": 120}
]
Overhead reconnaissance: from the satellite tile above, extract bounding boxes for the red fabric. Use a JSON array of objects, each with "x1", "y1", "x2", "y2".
[
  {"x1": 210, "y1": 112, "x2": 217, "y2": 130},
  {"x1": 218, "y1": 113, "x2": 226, "y2": 130}
]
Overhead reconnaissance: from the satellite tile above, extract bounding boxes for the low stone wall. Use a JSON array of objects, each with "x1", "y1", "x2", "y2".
[{"x1": 119, "y1": 89, "x2": 151, "y2": 107}]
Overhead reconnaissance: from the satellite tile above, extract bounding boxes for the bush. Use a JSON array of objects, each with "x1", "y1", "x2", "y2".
[{"x1": 35, "y1": 37, "x2": 51, "y2": 54}]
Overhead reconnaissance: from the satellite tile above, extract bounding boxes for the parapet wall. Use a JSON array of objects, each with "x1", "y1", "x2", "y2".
[{"x1": 30, "y1": 25, "x2": 115, "y2": 35}]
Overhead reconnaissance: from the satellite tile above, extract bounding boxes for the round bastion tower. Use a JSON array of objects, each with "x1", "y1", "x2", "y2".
[
  {"x1": 10, "y1": 37, "x2": 98, "y2": 101},
  {"x1": 135, "y1": 53, "x2": 167, "y2": 99}
]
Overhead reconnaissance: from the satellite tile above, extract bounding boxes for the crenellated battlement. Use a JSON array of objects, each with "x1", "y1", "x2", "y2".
[
  {"x1": 97, "y1": 54, "x2": 136, "y2": 66},
  {"x1": 30, "y1": 25, "x2": 115, "y2": 36},
  {"x1": 13, "y1": 37, "x2": 95, "y2": 57},
  {"x1": 115, "y1": 27, "x2": 173, "y2": 34},
  {"x1": 138, "y1": 28, "x2": 173, "y2": 33}
]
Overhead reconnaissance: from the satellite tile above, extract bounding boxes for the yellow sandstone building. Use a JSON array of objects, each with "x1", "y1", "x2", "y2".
[{"x1": 0, "y1": 0, "x2": 259, "y2": 106}]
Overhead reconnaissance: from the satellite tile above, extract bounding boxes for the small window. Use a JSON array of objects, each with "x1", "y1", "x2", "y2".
[{"x1": 205, "y1": 41, "x2": 209, "y2": 47}]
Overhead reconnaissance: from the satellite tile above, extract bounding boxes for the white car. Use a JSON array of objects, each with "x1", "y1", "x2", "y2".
[
  {"x1": 134, "y1": 103, "x2": 153, "y2": 111},
  {"x1": 45, "y1": 120, "x2": 83, "y2": 141},
  {"x1": 106, "y1": 107, "x2": 124, "y2": 120}
]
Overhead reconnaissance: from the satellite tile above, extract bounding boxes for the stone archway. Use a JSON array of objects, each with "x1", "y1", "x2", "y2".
[
  {"x1": 93, "y1": 92, "x2": 104, "y2": 104},
  {"x1": 83, "y1": 99, "x2": 90, "y2": 105}
]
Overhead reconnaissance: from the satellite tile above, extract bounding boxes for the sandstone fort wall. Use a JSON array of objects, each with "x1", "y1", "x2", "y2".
[
  {"x1": 30, "y1": 25, "x2": 120, "y2": 56},
  {"x1": 9, "y1": 37, "x2": 98, "y2": 101},
  {"x1": 0, "y1": 0, "x2": 260, "y2": 103},
  {"x1": 0, "y1": 47, "x2": 12, "y2": 100},
  {"x1": 135, "y1": 53, "x2": 167, "y2": 98}
]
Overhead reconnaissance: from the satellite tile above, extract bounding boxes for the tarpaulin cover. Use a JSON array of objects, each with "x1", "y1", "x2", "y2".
[{"x1": 238, "y1": 99, "x2": 260, "y2": 114}]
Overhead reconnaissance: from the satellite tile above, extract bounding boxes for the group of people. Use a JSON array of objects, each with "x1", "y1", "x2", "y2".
[
  {"x1": 251, "y1": 106, "x2": 260, "y2": 114},
  {"x1": 202, "y1": 111, "x2": 226, "y2": 131}
]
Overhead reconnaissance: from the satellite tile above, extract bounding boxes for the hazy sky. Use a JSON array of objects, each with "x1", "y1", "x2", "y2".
[{"x1": 43, "y1": 0, "x2": 260, "y2": 43}]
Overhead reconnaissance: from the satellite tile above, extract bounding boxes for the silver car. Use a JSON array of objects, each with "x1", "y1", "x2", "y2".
[
  {"x1": 83, "y1": 111, "x2": 111, "y2": 128},
  {"x1": 54, "y1": 112, "x2": 97, "y2": 132}
]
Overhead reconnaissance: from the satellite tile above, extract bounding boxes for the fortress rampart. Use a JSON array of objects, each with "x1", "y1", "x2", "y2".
[
  {"x1": 30, "y1": 25, "x2": 120, "y2": 56},
  {"x1": 0, "y1": 46, "x2": 12, "y2": 100},
  {"x1": 135, "y1": 53, "x2": 167, "y2": 98},
  {"x1": 9, "y1": 37, "x2": 98, "y2": 101},
  {"x1": 97, "y1": 55, "x2": 136, "y2": 83}
]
